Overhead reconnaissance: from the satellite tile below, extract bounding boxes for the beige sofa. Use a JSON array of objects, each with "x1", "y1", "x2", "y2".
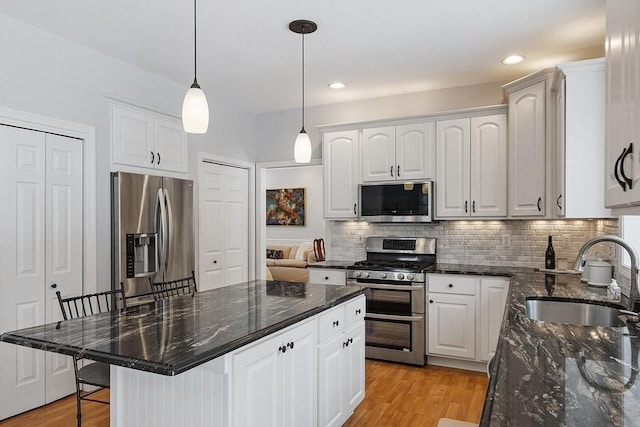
[{"x1": 266, "y1": 243, "x2": 318, "y2": 282}]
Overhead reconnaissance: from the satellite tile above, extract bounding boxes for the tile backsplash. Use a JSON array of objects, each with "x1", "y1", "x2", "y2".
[{"x1": 327, "y1": 219, "x2": 619, "y2": 269}]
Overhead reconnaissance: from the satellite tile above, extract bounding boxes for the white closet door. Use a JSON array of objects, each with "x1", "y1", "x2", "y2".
[
  {"x1": 0, "y1": 125, "x2": 47, "y2": 419},
  {"x1": 44, "y1": 133, "x2": 82, "y2": 403},
  {"x1": 199, "y1": 162, "x2": 249, "y2": 290},
  {"x1": 0, "y1": 126, "x2": 82, "y2": 419}
]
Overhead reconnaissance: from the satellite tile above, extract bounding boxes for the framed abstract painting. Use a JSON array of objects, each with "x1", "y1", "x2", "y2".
[{"x1": 266, "y1": 188, "x2": 306, "y2": 226}]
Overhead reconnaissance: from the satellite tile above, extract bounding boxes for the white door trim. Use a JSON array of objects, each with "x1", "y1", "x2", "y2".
[
  {"x1": 256, "y1": 159, "x2": 324, "y2": 280},
  {"x1": 197, "y1": 152, "x2": 256, "y2": 282},
  {"x1": 0, "y1": 106, "x2": 97, "y2": 295}
]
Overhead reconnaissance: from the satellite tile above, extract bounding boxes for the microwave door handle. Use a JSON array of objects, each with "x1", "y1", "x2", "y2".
[{"x1": 358, "y1": 283, "x2": 424, "y2": 291}]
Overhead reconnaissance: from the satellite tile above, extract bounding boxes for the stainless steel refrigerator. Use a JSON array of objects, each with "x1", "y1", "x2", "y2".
[{"x1": 111, "y1": 172, "x2": 194, "y2": 301}]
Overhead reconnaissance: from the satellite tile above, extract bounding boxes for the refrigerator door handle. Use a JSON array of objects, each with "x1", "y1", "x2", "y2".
[
  {"x1": 164, "y1": 188, "x2": 174, "y2": 275},
  {"x1": 156, "y1": 187, "x2": 167, "y2": 278}
]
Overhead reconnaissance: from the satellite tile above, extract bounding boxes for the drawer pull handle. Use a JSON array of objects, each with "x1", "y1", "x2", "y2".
[
  {"x1": 325, "y1": 276, "x2": 329, "y2": 280},
  {"x1": 333, "y1": 320, "x2": 339, "y2": 327},
  {"x1": 448, "y1": 284, "x2": 453, "y2": 288},
  {"x1": 356, "y1": 309, "x2": 362, "y2": 315}
]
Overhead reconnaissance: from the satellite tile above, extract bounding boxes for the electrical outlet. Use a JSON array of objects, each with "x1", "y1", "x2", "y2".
[{"x1": 502, "y1": 234, "x2": 510, "y2": 247}]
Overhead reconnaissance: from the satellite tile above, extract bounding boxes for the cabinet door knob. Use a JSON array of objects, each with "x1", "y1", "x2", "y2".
[
  {"x1": 51, "y1": 283, "x2": 57, "y2": 289},
  {"x1": 325, "y1": 276, "x2": 329, "y2": 280},
  {"x1": 356, "y1": 309, "x2": 361, "y2": 315},
  {"x1": 390, "y1": 165, "x2": 394, "y2": 177},
  {"x1": 472, "y1": 200, "x2": 476, "y2": 213},
  {"x1": 353, "y1": 203, "x2": 357, "y2": 215},
  {"x1": 429, "y1": 299, "x2": 434, "y2": 303},
  {"x1": 150, "y1": 151, "x2": 155, "y2": 164},
  {"x1": 397, "y1": 165, "x2": 400, "y2": 177},
  {"x1": 556, "y1": 194, "x2": 563, "y2": 209},
  {"x1": 448, "y1": 283, "x2": 453, "y2": 288},
  {"x1": 279, "y1": 345, "x2": 287, "y2": 353},
  {"x1": 333, "y1": 320, "x2": 339, "y2": 327},
  {"x1": 157, "y1": 152, "x2": 161, "y2": 165},
  {"x1": 537, "y1": 197, "x2": 542, "y2": 212},
  {"x1": 287, "y1": 341, "x2": 294, "y2": 350}
]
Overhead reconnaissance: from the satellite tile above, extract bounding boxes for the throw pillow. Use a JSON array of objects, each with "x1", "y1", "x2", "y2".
[
  {"x1": 295, "y1": 241, "x2": 314, "y2": 261},
  {"x1": 266, "y1": 249, "x2": 284, "y2": 259}
]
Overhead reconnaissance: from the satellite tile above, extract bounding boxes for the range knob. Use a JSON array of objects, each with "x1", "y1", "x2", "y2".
[
  {"x1": 380, "y1": 272, "x2": 387, "y2": 279},
  {"x1": 362, "y1": 272, "x2": 370, "y2": 279},
  {"x1": 406, "y1": 274, "x2": 414, "y2": 281},
  {"x1": 353, "y1": 271, "x2": 361, "y2": 278},
  {"x1": 397, "y1": 273, "x2": 405, "y2": 280}
]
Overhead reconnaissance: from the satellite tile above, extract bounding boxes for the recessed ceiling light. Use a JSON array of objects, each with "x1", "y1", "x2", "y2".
[
  {"x1": 328, "y1": 82, "x2": 346, "y2": 89},
  {"x1": 502, "y1": 55, "x2": 526, "y2": 65}
]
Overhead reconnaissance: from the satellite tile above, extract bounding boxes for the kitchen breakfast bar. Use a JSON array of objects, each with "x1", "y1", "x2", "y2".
[{"x1": 0, "y1": 280, "x2": 365, "y2": 427}]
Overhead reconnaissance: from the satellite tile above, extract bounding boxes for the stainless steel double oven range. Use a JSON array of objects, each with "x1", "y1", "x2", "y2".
[{"x1": 347, "y1": 237, "x2": 436, "y2": 366}]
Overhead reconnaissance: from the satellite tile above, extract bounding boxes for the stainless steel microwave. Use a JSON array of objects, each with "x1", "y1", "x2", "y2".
[{"x1": 359, "y1": 181, "x2": 434, "y2": 223}]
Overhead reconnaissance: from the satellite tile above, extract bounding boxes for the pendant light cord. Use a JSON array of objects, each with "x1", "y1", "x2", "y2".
[
  {"x1": 193, "y1": 0, "x2": 198, "y2": 84},
  {"x1": 301, "y1": 30, "x2": 305, "y2": 131}
]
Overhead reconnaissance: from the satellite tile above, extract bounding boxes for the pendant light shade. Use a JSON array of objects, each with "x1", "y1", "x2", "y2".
[
  {"x1": 290, "y1": 20, "x2": 317, "y2": 163},
  {"x1": 182, "y1": 0, "x2": 209, "y2": 134},
  {"x1": 294, "y1": 129, "x2": 312, "y2": 163}
]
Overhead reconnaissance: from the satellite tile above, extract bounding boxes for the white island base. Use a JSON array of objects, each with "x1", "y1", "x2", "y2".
[{"x1": 111, "y1": 295, "x2": 365, "y2": 427}]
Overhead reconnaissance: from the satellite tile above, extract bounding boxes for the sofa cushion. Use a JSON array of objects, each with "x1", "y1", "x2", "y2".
[
  {"x1": 266, "y1": 248, "x2": 284, "y2": 259},
  {"x1": 273, "y1": 259, "x2": 308, "y2": 268}
]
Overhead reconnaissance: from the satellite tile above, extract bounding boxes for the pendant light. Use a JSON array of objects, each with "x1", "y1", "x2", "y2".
[
  {"x1": 290, "y1": 20, "x2": 317, "y2": 163},
  {"x1": 182, "y1": 0, "x2": 209, "y2": 134}
]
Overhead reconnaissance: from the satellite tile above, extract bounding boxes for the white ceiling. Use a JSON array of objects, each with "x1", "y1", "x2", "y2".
[{"x1": 0, "y1": 0, "x2": 605, "y2": 114}]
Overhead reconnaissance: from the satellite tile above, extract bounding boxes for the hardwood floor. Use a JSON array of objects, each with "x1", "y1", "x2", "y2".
[
  {"x1": 0, "y1": 390, "x2": 110, "y2": 427},
  {"x1": 0, "y1": 361, "x2": 487, "y2": 427},
  {"x1": 344, "y1": 360, "x2": 488, "y2": 427}
]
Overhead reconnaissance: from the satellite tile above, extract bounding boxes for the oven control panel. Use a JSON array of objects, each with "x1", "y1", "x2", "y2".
[{"x1": 347, "y1": 270, "x2": 424, "y2": 283}]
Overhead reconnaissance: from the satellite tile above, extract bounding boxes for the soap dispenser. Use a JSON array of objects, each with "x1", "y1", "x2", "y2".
[{"x1": 608, "y1": 278, "x2": 621, "y2": 302}]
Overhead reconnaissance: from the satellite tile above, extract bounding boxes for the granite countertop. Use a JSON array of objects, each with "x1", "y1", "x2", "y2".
[
  {"x1": 0, "y1": 280, "x2": 363, "y2": 376},
  {"x1": 308, "y1": 260, "x2": 354, "y2": 269},
  {"x1": 481, "y1": 269, "x2": 640, "y2": 426}
]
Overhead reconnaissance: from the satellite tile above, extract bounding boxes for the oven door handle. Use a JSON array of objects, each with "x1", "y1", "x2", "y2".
[
  {"x1": 354, "y1": 283, "x2": 423, "y2": 291},
  {"x1": 366, "y1": 313, "x2": 424, "y2": 322}
]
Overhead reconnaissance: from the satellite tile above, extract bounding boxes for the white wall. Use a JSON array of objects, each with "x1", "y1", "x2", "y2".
[
  {"x1": 0, "y1": 14, "x2": 256, "y2": 291},
  {"x1": 255, "y1": 81, "x2": 507, "y2": 162},
  {"x1": 265, "y1": 165, "x2": 324, "y2": 243}
]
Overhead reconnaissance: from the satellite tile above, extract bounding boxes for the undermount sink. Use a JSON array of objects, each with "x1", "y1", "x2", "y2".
[{"x1": 525, "y1": 298, "x2": 626, "y2": 327}]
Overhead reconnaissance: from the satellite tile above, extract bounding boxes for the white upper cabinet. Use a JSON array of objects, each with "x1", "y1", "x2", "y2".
[
  {"x1": 605, "y1": 0, "x2": 640, "y2": 210},
  {"x1": 552, "y1": 58, "x2": 611, "y2": 218},
  {"x1": 111, "y1": 103, "x2": 188, "y2": 174},
  {"x1": 361, "y1": 122, "x2": 434, "y2": 182},
  {"x1": 436, "y1": 118, "x2": 471, "y2": 217},
  {"x1": 435, "y1": 110, "x2": 507, "y2": 218},
  {"x1": 504, "y1": 74, "x2": 550, "y2": 217},
  {"x1": 323, "y1": 129, "x2": 359, "y2": 218}
]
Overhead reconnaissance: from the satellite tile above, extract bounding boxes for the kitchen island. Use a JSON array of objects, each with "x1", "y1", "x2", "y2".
[
  {"x1": 482, "y1": 270, "x2": 640, "y2": 426},
  {"x1": 0, "y1": 280, "x2": 365, "y2": 427}
]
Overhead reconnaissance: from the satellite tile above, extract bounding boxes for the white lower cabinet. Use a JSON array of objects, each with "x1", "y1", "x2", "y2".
[
  {"x1": 427, "y1": 274, "x2": 509, "y2": 367},
  {"x1": 231, "y1": 295, "x2": 365, "y2": 427},
  {"x1": 318, "y1": 296, "x2": 366, "y2": 427},
  {"x1": 308, "y1": 268, "x2": 346, "y2": 286},
  {"x1": 232, "y1": 318, "x2": 317, "y2": 427},
  {"x1": 427, "y1": 275, "x2": 477, "y2": 359}
]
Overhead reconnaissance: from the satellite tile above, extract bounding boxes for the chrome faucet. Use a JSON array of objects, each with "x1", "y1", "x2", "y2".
[{"x1": 572, "y1": 235, "x2": 639, "y2": 311}]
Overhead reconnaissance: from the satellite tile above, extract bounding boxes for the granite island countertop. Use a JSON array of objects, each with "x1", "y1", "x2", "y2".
[
  {"x1": 0, "y1": 280, "x2": 363, "y2": 376},
  {"x1": 480, "y1": 269, "x2": 640, "y2": 426}
]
